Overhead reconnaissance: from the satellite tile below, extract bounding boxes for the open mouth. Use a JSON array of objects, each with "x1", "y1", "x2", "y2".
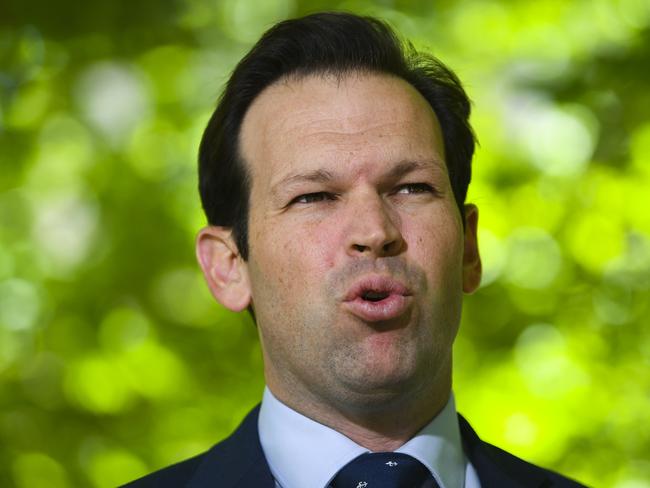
[
  {"x1": 361, "y1": 290, "x2": 390, "y2": 302},
  {"x1": 343, "y1": 276, "x2": 412, "y2": 322}
]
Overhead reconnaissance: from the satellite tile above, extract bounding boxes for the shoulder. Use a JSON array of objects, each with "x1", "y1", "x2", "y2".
[
  {"x1": 458, "y1": 414, "x2": 589, "y2": 488},
  {"x1": 121, "y1": 405, "x2": 273, "y2": 488},
  {"x1": 120, "y1": 454, "x2": 205, "y2": 488},
  {"x1": 478, "y1": 439, "x2": 587, "y2": 487}
]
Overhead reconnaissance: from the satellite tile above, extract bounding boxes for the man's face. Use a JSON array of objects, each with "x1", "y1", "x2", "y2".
[{"x1": 238, "y1": 73, "x2": 480, "y2": 414}]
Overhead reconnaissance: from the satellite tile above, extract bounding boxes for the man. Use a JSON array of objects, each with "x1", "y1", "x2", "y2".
[{"x1": 124, "y1": 12, "x2": 586, "y2": 488}]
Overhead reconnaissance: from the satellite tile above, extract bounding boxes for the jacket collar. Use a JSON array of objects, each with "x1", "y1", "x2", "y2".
[
  {"x1": 458, "y1": 414, "x2": 550, "y2": 488},
  {"x1": 187, "y1": 405, "x2": 274, "y2": 488}
]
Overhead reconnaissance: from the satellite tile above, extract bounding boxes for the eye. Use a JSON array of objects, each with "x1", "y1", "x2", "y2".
[
  {"x1": 394, "y1": 183, "x2": 437, "y2": 195},
  {"x1": 289, "y1": 192, "x2": 337, "y2": 205}
]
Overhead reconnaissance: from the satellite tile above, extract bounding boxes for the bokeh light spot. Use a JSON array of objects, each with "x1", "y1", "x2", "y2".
[
  {"x1": 617, "y1": 0, "x2": 650, "y2": 29},
  {"x1": 12, "y1": 452, "x2": 69, "y2": 488},
  {"x1": 84, "y1": 447, "x2": 148, "y2": 488},
  {"x1": 515, "y1": 324, "x2": 589, "y2": 398},
  {"x1": 0, "y1": 278, "x2": 41, "y2": 330},
  {"x1": 567, "y1": 213, "x2": 625, "y2": 274},
  {"x1": 31, "y1": 192, "x2": 99, "y2": 276},
  {"x1": 476, "y1": 228, "x2": 506, "y2": 286},
  {"x1": 504, "y1": 227, "x2": 562, "y2": 289},
  {"x1": 138, "y1": 45, "x2": 191, "y2": 105},
  {"x1": 99, "y1": 307, "x2": 151, "y2": 353},
  {"x1": 6, "y1": 83, "x2": 51, "y2": 130},
  {"x1": 64, "y1": 354, "x2": 134, "y2": 414},
  {"x1": 508, "y1": 96, "x2": 596, "y2": 176},
  {"x1": 152, "y1": 267, "x2": 237, "y2": 328},
  {"x1": 26, "y1": 114, "x2": 94, "y2": 194},
  {"x1": 75, "y1": 62, "x2": 151, "y2": 146},
  {"x1": 504, "y1": 412, "x2": 538, "y2": 447},
  {"x1": 0, "y1": 327, "x2": 21, "y2": 371},
  {"x1": 218, "y1": 0, "x2": 295, "y2": 43},
  {"x1": 121, "y1": 341, "x2": 186, "y2": 400},
  {"x1": 126, "y1": 119, "x2": 187, "y2": 181}
]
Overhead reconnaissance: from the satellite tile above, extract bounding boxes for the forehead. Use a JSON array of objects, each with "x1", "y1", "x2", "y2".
[{"x1": 239, "y1": 72, "x2": 445, "y2": 185}]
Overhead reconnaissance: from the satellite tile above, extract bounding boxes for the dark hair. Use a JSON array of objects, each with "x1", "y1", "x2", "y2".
[{"x1": 198, "y1": 12, "x2": 475, "y2": 260}]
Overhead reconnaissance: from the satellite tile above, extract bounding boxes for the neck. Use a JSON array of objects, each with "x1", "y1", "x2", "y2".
[
  {"x1": 311, "y1": 389, "x2": 451, "y2": 452},
  {"x1": 267, "y1": 367, "x2": 452, "y2": 452}
]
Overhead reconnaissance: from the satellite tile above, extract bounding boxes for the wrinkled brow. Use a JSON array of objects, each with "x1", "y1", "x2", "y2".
[
  {"x1": 271, "y1": 159, "x2": 444, "y2": 197},
  {"x1": 270, "y1": 169, "x2": 336, "y2": 198},
  {"x1": 384, "y1": 159, "x2": 444, "y2": 180}
]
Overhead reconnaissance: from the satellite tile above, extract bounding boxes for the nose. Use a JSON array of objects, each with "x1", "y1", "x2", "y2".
[{"x1": 345, "y1": 193, "x2": 405, "y2": 257}]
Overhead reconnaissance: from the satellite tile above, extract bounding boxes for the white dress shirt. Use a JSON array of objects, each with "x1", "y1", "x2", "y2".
[{"x1": 258, "y1": 387, "x2": 481, "y2": 488}]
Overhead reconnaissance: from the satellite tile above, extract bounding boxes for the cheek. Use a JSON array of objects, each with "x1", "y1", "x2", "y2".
[
  {"x1": 404, "y1": 214, "x2": 463, "y2": 260},
  {"x1": 402, "y1": 213, "x2": 465, "y2": 296},
  {"x1": 250, "y1": 218, "x2": 340, "y2": 293}
]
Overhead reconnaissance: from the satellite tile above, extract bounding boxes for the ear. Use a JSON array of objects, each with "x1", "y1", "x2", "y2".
[
  {"x1": 196, "y1": 226, "x2": 251, "y2": 312},
  {"x1": 462, "y1": 204, "x2": 482, "y2": 294}
]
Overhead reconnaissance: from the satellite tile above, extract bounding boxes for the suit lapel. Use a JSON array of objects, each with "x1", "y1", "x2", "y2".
[
  {"x1": 458, "y1": 414, "x2": 551, "y2": 488},
  {"x1": 187, "y1": 406, "x2": 275, "y2": 488}
]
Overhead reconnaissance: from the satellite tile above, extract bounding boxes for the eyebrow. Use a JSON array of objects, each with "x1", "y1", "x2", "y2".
[
  {"x1": 274, "y1": 168, "x2": 335, "y2": 188},
  {"x1": 385, "y1": 159, "x2": 444, "y2": 181},
  {"x1": 271, "y1": 158, "x2": 444, "y2": 197}
]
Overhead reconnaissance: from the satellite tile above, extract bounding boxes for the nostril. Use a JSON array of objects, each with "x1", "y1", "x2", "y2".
[{"x1": 353, "y1": 244, "x2": 369, "y2": 252}]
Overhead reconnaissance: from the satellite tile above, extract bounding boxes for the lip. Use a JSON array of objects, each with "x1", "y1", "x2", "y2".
[{"x1": 342, "y1": 276, "x2": 412, "y2": 322}]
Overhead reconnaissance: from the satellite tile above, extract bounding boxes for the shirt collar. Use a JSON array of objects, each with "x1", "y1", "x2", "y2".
[
  {"x1": 258, "y1": 387, "x2": 467, "y2": 488},
  {"x1": 258, "y1": 387, "x2": 365, "y2": 488},
  {"x1": 395, "y1": 393, "x2": 467, "y2": 488}
]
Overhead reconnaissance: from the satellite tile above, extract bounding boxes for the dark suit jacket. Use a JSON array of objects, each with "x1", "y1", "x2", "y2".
[{"x1": 122, "y1": 406, "x2": 588, "y2": 487}]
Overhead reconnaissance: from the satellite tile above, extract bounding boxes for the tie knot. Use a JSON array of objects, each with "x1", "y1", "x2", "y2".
[{"x1": 331, "y1": 452, "x2": 439, "y2": 488}]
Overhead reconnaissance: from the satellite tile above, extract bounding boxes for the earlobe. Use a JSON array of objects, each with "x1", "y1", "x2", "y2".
[
  {"x1": 196, "y1": 226, "x2": 251, "y2": 312},
  {"x1": 462, "y1": 204, "x2": 482, "y2": 294}
]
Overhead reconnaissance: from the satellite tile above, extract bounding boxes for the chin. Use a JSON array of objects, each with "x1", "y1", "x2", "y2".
[
  {"x1": 332, "y1": 384, "x2": 421, "y2": 417},
  {"x1": 335, "y1": 366, "x2": 421, "y2": 406}
]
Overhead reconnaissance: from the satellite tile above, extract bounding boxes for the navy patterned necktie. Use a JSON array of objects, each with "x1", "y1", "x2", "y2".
[{"x1": 330, "y1": 452, "x2": 441, "y2": 488}]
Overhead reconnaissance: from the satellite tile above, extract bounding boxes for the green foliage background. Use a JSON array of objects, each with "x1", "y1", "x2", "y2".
[{"x1": 1, "y1": 0, "x2": 649, "y2": 486}]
